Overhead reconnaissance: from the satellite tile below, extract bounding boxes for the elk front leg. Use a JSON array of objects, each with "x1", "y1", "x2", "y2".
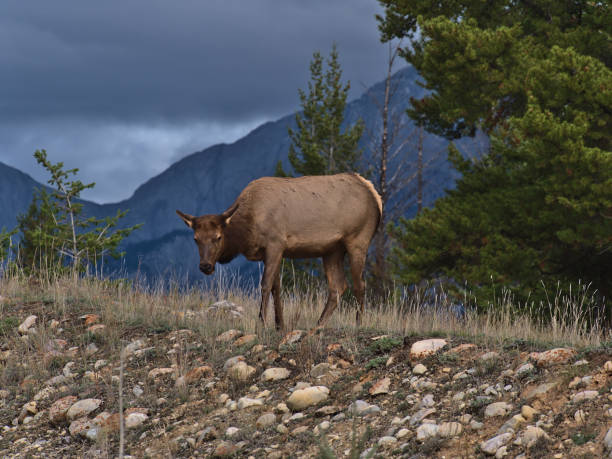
[{"x1": 272, "y1": 270, "x2": 285, "y2": 331}]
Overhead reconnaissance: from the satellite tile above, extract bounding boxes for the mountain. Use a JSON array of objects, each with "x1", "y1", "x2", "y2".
[
  {"x1": 0, "y1": 162, "x2": 49, "y2": 231},
  {"x1": 0, "y1": 66, "x2": 487, "y2": 283}
]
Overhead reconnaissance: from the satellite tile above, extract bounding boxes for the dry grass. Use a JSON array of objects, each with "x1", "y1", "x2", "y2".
[{"x1": 0, "y1": 270, "x2": 609, "y2": 359}]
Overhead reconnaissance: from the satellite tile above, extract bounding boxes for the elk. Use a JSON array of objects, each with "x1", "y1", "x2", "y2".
[{"x1": 176, "y1": 173, "x2": 382, "y2": 331}]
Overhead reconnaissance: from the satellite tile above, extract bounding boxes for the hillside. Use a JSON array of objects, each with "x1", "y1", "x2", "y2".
[
  {"x1": 1, "y1": 276, "x2": 611, "y2": 458},
  {"x1": 0, "y1": 66, "x2": 487, "y2": 282}
]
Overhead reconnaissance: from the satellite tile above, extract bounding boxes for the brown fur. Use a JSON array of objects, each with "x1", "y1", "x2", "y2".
[{"x1": 177, "y1": 173, "x2": 381, "y2": 330}]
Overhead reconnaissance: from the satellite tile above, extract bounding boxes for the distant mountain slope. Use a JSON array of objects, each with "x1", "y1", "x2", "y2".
[
  {"x1": 0, "y1": 162, "x2": 47, "y2": 231},
  {"x1": 1, "y1": 66, "x2": 487, "y2": 282}
]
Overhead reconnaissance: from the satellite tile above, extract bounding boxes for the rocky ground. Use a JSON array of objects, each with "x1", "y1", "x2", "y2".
[{"x1": 1, "y1": 296, "x2": 612, "y2": 458}]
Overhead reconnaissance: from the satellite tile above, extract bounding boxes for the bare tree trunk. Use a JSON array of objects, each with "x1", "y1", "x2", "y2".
[
  {"x1": 417, "y1": 126, "x2": 424, "y2": 215},
  {"x1": 372, "y1": 43, "x2": 396, "y2": 288}
]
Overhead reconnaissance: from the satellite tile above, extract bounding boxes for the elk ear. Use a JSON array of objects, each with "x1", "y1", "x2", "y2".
[
  {"x1": 220, "y1": 203, "x2": 239, "y2": 226},
  {"x1": 176, "y1": 210, "x2": 195, "y2": 228}
]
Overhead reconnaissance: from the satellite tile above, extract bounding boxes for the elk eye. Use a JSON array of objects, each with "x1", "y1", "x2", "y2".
[{"x1": 215, "y1": 235, "x2": 222, "y2": 242}]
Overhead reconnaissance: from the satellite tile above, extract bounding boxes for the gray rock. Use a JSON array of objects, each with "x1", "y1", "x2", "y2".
[
  {"x1": 485, "y1": 402, "x2": 513, "y2": 418},
  {"x1": 480, "y1": 433, "x2": 513, "y2": 455},
  {"x1": 286, "y1": 386, "x2": 329, "y2": 411},
  {"x1": 416, "y1": 423, "x2": 438, "y2": 441},
  {"x1": 348, "y1": 400, "x2": 381, "y2": 416},
  {"x1": 260, "y1": 367, "x2": 290, "y2": 382},
  {"x1": 66, "y1": 399, "x2": 102, "y2": 421},
  {"x1": 256, "y1": 413, "x2": 276, "y2": 429}
]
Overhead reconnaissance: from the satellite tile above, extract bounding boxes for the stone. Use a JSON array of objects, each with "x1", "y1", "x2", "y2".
[
  {"x1": 148, "y1": 367, "x2": 174, "y2": 379},
  {"x1": 223, "y1": 355, "x2": 246, "y2": 371},
  {"x1": 438, "y1": 422, "x2": 462, "y2": 437},
  {"x1": 521, "y1": 405, "x2": 537, "y2": 421},
  {"x1": 604, "y1": 427, "x2": 612, "y2": 451},
  {"x1": 485, "y1": 402, "x2": 513, "y2": 418},
  {"x1": 412, "y1": 364, "x2": 427, "y2": 375},
  {"x1": 348, "y1": 400, "x2": 381, "y2": 417},
  {"x1": 94, "y1": 412, "x2": 118, "y2": 433},
  {"x1": 86, "y1": 324, "x2": 106, "y2": 335},
  {"x1": 378, "y1": 436, "x2": 398, "y2": 446},
  {"x1": 311, "y1": 363, "x2": 332, "y2": 378},
  {"x1": 571, "y1": 390, "x2": 598, "y2": 403},
  {"x1": 287, "y1": 386, "x2": 329, "y2": 411},
  {"x1": 515, "y1": 363, "x2": 535, "y2": 377},
  {"x1": 396, "y1": 428, "x2": 410, "y2": 439},
  {"x1": 529, "y1": 348, "x2": 576, "y2": 367},
  {"x1": 19, "y1": 401, "x2": 37, "y2": 422},
  {"x1": 237, "y1": 397, "x2": 264, "y2": 410},
  {"x1": 416, "y1": 423, "x2": 439, "y2": 441},
  {"x1": 292, "y1": 425, "x2": 309, "y2": 435},
  {"x1": 449, "y1": 343, "x2": 477, "y2": 353},
  {"x1": 185, "y1": 365, "x2": 214, "y2": 384},
  {"x1": 410, "y1": 339, "x2": 447, "y2": 359},
  {"x1": 69, "y1": 417, "x2": 95, "y2": 437},
  {"x1": 33, "y1": 386, "x2": 56, "y2": 402},
  {"x1": 256, "y1": 413, "x2": 276, "y2": 429},
  {"x1": 276, "y1": 424, "x2": 288, "y2": 434},
  {"x1": 315, "y1": 405, "x2": 341, "y2": 416},
  {"x1": 275, "y1": 402, "x2": 290, "y2": 413},
  {"x1": 409, "y1": 408, "x2": 436, "y2": 427},
  {"x1": 521, "y1": 382, "x2": 558, "y2": 400},
  {"x1": 18, "y1": 315, "x2": 37, "y2": 334},
  {"x1": 207, "y1": 301, "x2": 244, "y2": 319},
  {"x1": 419, "y1": 393, "x2": 435, "y2": 408},
  {"x1": 516, "y1": 426, "x2": 549, "y2": 448},
  {"x1": 279, "y1": 330, "x2": 305, "y2": 346},
  {"x1": 498, "y1": 415, "x2": 525, "y2": 434},
  {"x1": 213, "y1": 441, "x2": 239, "y2": 457},
  {"x1": 261, "y1": 367, "x2": 291, "y2": 382},
  {"x1": 197, "y1": 426, "x2": 219, "y2": 443},
  {"x1": 49, "y1": 395, "x2": 77, "y2": 424},
  {"x1": 480, "y1": 351, "x2": 500, "y2": 361},
  {"x1": 470, "y1": 420, "x2": 484, "y2": 430},
  {"x1": 480, "y1": 433, "x2": 513, "y2": 455},
  {"x1": 227, "y1": 361, "x2": 256, "y2": 382},
  {"x1": 124, "y1": 339, "x2": 146, "y2": 356},
  {"x1": 604, "y1": 361, "x2": 612, "y2": 373},
  {"x1": 125, "y1": 412, "x2": 148, "y2": 429},
  {"x1": 216, "y1": 329, "x2": 243, "y2": 343},
  {"x1": 314, "y1": 420, "x2": 331, "y2": 435},
  {"x1": 225, "y1": 426, "x2": 240, "y2": 437},
  {"x1": 80, "y1": 314, "x2": 100, "y2": 326},
  {"x1": 574, "y1": 409, "x2": 586, "y2": 424},
  {"x1": 63, "y1": 361, "x2": 76, "y2": 378},
  {"x1": 66, "y1": 398, "x2": 102, "y2": 421},
  {"x1": 234, "y1": 334, "x2": 257, "y2": 347},
  {"x1": 85, "y1": 425, "x2": 102, "y2": 441},
  {"x1": 369, "y1": 377, "x2": 391, "y2": 395},
  {"x1": 85, "y1": 343, "x2": 99, "y2": 356}
]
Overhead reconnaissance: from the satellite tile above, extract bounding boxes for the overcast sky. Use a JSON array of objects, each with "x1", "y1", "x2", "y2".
[{"x1": 1, "y1": 1, "x2": 399, "y2": 203}]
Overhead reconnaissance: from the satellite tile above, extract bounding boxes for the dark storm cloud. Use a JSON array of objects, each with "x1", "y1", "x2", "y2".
[
  {"x1": 0, "y1": 1, "x2": 395, "y2": 203},
  {"x1": 1, "y1": 0, "x2": 387, "y2": 123}
]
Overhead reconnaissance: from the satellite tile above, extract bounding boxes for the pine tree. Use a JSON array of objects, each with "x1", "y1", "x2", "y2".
[
  {"x1": 379, "y1": 1, "x2": 612, "y2": 306},
  {"x1": 15, "y1": 150, "x2": 142, "y2": 277},
  {"x1": 16, "y1": 188, "x2": 63, "y2": 273},
  {"x1": 277, "y1": 44, "x2": 364, "y2": 176}
]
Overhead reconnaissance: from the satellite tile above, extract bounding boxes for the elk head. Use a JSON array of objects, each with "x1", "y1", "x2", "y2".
[{"x1": 176, "y1": 204, "x2": 238, "y2": 275}]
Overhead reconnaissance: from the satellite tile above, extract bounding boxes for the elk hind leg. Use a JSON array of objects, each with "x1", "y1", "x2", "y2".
[
  {"x1": 316, "y1": 249, "x2": 347, "y2": 328},
  {"x1": 259, "y1": 248, "x2": 283, "y2": 327},
  {"x1": 347, "y1": 246, "x2": 367, "y2": 327}
]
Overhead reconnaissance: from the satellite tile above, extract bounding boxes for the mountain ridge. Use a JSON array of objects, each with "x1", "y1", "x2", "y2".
[{"x1": 1, "y1": 66, "x2": 486, "y2": 282}]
